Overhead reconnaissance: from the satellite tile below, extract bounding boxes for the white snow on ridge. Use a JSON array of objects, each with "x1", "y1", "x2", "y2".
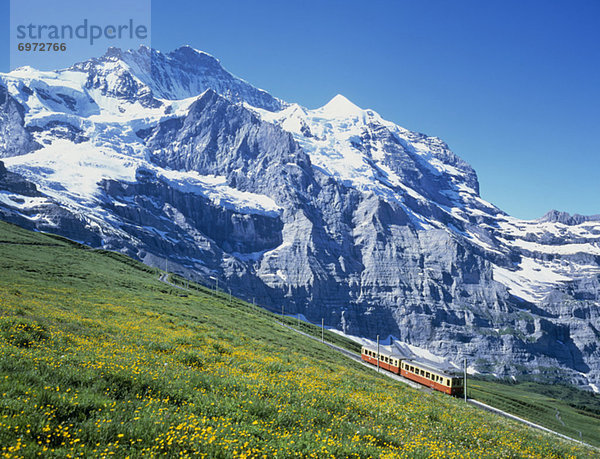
[
  {"x1": 507, "y1": 238, "x2": 600, "y2": 256},
  {"x1": 3, "y1": 140, "x2": 140, "y2": 204},
  {"x1": 489, "y1": 215, "x2": 600, "y2": 301},
  {"x1": 318, "y1": 94, "x2": 364, "y2": 118},
  {"x1": 3, "y1": 138, "x2": 281, "y2": 219},
  {"x1": 251, "y1": 94, "x2": 479, "y2": 214}
]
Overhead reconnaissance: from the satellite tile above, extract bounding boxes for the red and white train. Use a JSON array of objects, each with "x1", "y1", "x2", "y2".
[{"x1": 361, "y1": 345, "x2": 464, "y2": 396}]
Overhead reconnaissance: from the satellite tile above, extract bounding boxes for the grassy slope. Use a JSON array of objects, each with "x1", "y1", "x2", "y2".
[
  {"x1": 279, "y1": 309, "x2": 600, "y2": 449},
  {"x1": 0, "y1": 221, "x2": 595, "y2": 458},
  {"x1": 468, "y1": 379, "x2": 600, "y2": 448}
]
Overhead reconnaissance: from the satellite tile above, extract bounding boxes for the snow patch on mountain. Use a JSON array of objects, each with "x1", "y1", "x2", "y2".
[
  {"x1": 2, "y1": 136, "x2": 281, "y2": 220},
  {"x1": 158, "y1": 170, "x2": 281, "y2": 217},
  {"x1": 3, "y1": 140, "x2": 139, "y2": 204},
  {"x1": 493, "y1": 258, "x2": 572, "y2": 303}
]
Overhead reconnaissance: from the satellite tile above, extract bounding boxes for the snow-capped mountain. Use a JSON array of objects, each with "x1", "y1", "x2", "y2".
[{"x1": 1, "y1": 46, "x2": 599, "y2": 390}]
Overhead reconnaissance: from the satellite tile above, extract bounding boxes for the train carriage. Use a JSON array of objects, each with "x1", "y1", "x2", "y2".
[
  {"x1": 400, "y1": 360, "x2": 463, "y2": 396},
  {"x1": 360, "y1": 345, "x2": 403, "y2": 374},
  {"x1": 361, "y1": 345, "x2": 463, "y2": 396}
]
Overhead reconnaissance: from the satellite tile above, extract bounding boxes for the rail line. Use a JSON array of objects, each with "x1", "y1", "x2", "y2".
[{"x1": 277, "y1": 320, "x2": 599, "y2": 452}]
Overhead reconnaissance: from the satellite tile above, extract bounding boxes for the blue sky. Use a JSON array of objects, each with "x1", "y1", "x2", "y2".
[{"x1": 1, "y1": 0, "x2": 599, "y2": 219}]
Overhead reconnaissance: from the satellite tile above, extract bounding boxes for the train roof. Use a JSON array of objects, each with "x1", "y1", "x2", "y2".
[
  {"x1": 361, "y1": 345, "x2": 407, "y2": 359},
  {"x1": 404, "y1": 359, "x2": 463, "y2": 378}
]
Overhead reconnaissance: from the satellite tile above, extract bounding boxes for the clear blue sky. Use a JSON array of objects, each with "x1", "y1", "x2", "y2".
[{"x1": 1, "y1": 0, "x2": 598, "y2": 220}]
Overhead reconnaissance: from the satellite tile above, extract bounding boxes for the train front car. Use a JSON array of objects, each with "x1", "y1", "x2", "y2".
[{"x1": 400, "y1": 360, "x2": 464, "y2": 396}]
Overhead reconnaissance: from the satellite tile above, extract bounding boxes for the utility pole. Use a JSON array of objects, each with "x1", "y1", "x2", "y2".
[
  {"x1": 377, "y1": 335, "x2": 380, "y2": 372},
  {"x1": 464, "y1": 358, "x2": 468, "y2": 402},
  {"x1": 228, "y1": 288, "x2": 232, "y2": 305},
  {"x1": 282, "y1": 305, "x2": 284, "y2": 317},
  {"x1": 321, "y1": 318, "x2": 324, "y2": 343},
  {"x1": 297, "y1": 313, "x2": 300, "y2": 328}
]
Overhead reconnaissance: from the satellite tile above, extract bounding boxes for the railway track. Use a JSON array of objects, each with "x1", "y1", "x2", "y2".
[{"x1": 277, "y1": 320, "x2": 599, "y2": 452}]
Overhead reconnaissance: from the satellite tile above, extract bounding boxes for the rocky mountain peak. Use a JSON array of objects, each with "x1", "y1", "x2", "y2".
[{"x1": 540, "y1": 209, "x2": 600, "y2": 226}]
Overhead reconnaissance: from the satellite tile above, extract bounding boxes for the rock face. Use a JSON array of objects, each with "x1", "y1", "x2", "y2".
[
  {"x1": 0, "y1": 85, "x2": 39, "y2": 158},
  {"x1": 0, "y1": 46, "x2": 599, "y2": 390}
]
